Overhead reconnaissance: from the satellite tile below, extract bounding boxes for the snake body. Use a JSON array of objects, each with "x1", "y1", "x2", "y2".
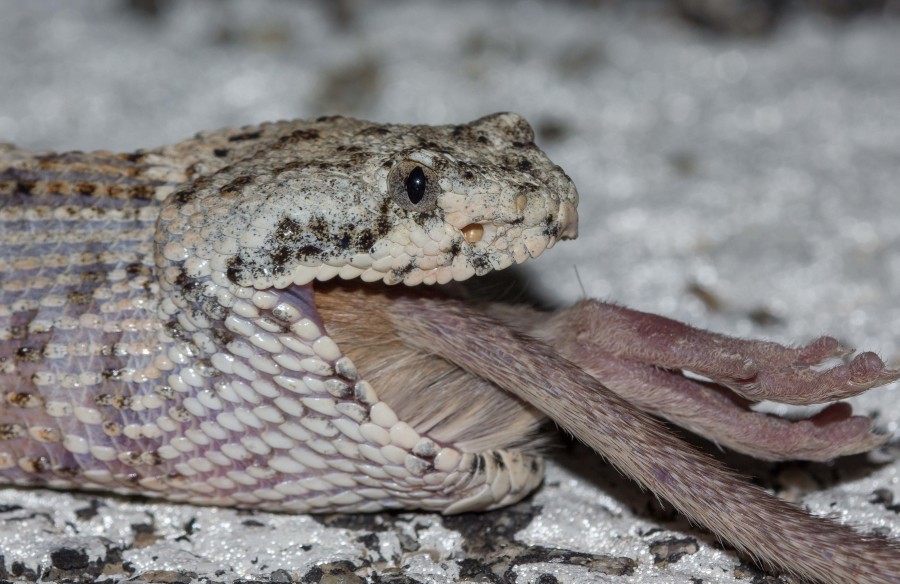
[
  {"x1": 2, "y1": 114, "x2": 900, "y2": 583},
  {"x1": 0, "y1": 113, "x2": 575, "y2": 512}
]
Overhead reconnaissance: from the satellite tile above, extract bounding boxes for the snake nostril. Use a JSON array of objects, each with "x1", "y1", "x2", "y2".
[{"x1": 462, "y1": 223, "x2": 484, "y2": 243}]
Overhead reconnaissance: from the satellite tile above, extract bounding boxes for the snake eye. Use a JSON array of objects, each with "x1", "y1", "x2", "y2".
[
  {"x1": 389, "y1": 161, "x2": 440, "y2": 213},
  {"x1": 406, "y1": 166, "x2": 427, "y2": 204}
]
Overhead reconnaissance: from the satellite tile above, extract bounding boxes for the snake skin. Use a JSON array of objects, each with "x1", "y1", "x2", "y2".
[{"x1": 0, "y1": 114, "x2": 577, "y2": 512}]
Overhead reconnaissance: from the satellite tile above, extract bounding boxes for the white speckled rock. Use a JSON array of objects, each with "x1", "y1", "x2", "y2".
[{"x1": 1, "y1": 2, "x2": 900, "y2": 584}]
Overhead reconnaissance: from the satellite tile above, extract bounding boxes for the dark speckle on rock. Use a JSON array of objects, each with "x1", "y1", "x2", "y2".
[
  {"x1": 11, "y1": 560, "x2": 37, "y2": 580},
  {"x1": 242, "y1": 519, "x2": 268, "y2": 527},
  {"x1": 355, "y1": 532, "x2": 379, "y2": 550},
  {"x1": 648, "y1": 537, "x2": 699, "y2": 565},
  {"x1": 73, "y1": 499, "x2": 103, "y2": 521},
  {"x1": 270, "y1": 569, "x2": 293, "y2": 583},
  {"x1": 50, "y1": 548, "x2": 89, "y2": 570},
  {"x1": 136, "y1": 570, "x2": 198, "y2": 584},
  {"x1": 369, "y1": 574, "x2": 422, "y2": 584},
  {"x1": 300, "y1": 561, "x2": 364, "y2": 584}
]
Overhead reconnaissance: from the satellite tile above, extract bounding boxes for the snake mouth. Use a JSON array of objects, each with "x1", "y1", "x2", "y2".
[
  {"x1": 259, "y1": 195, "x2": 578, "y2": 288},
  {"x1": 372, "y1": 196, "x2": 578, "y2": 286}
]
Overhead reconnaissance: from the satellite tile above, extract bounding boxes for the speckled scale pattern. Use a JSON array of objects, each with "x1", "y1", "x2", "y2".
[
  {"x1": 156, "y1": 114, "x2": 577, "y2": 289},
  {"x1": 0, "y1": 114, "x2": 575, "y2": 513}
]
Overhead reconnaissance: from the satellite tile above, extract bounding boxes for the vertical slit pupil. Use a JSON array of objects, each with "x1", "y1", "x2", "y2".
[{"x1": 406, "y1": 166, "x2": 427, "y2": 204}]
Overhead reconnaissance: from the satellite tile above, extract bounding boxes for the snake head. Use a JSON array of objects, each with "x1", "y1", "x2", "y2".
[{"x1": 157, "y1": 113, "x2": 578, "y2": 288}]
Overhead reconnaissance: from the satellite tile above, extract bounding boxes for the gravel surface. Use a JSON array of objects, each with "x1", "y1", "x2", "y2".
[{"x1": 1, "y1": 1, "x2": 899, "y2": 582}]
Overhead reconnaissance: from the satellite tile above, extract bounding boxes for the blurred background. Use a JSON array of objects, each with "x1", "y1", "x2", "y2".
[{"x1": 2, "y1": 1, "x2": 900, "y2": 582}]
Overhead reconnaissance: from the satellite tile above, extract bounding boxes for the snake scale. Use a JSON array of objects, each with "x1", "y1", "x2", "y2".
[{"x1": 1, "y1": 113, "x2": 899, "y2": 582}]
